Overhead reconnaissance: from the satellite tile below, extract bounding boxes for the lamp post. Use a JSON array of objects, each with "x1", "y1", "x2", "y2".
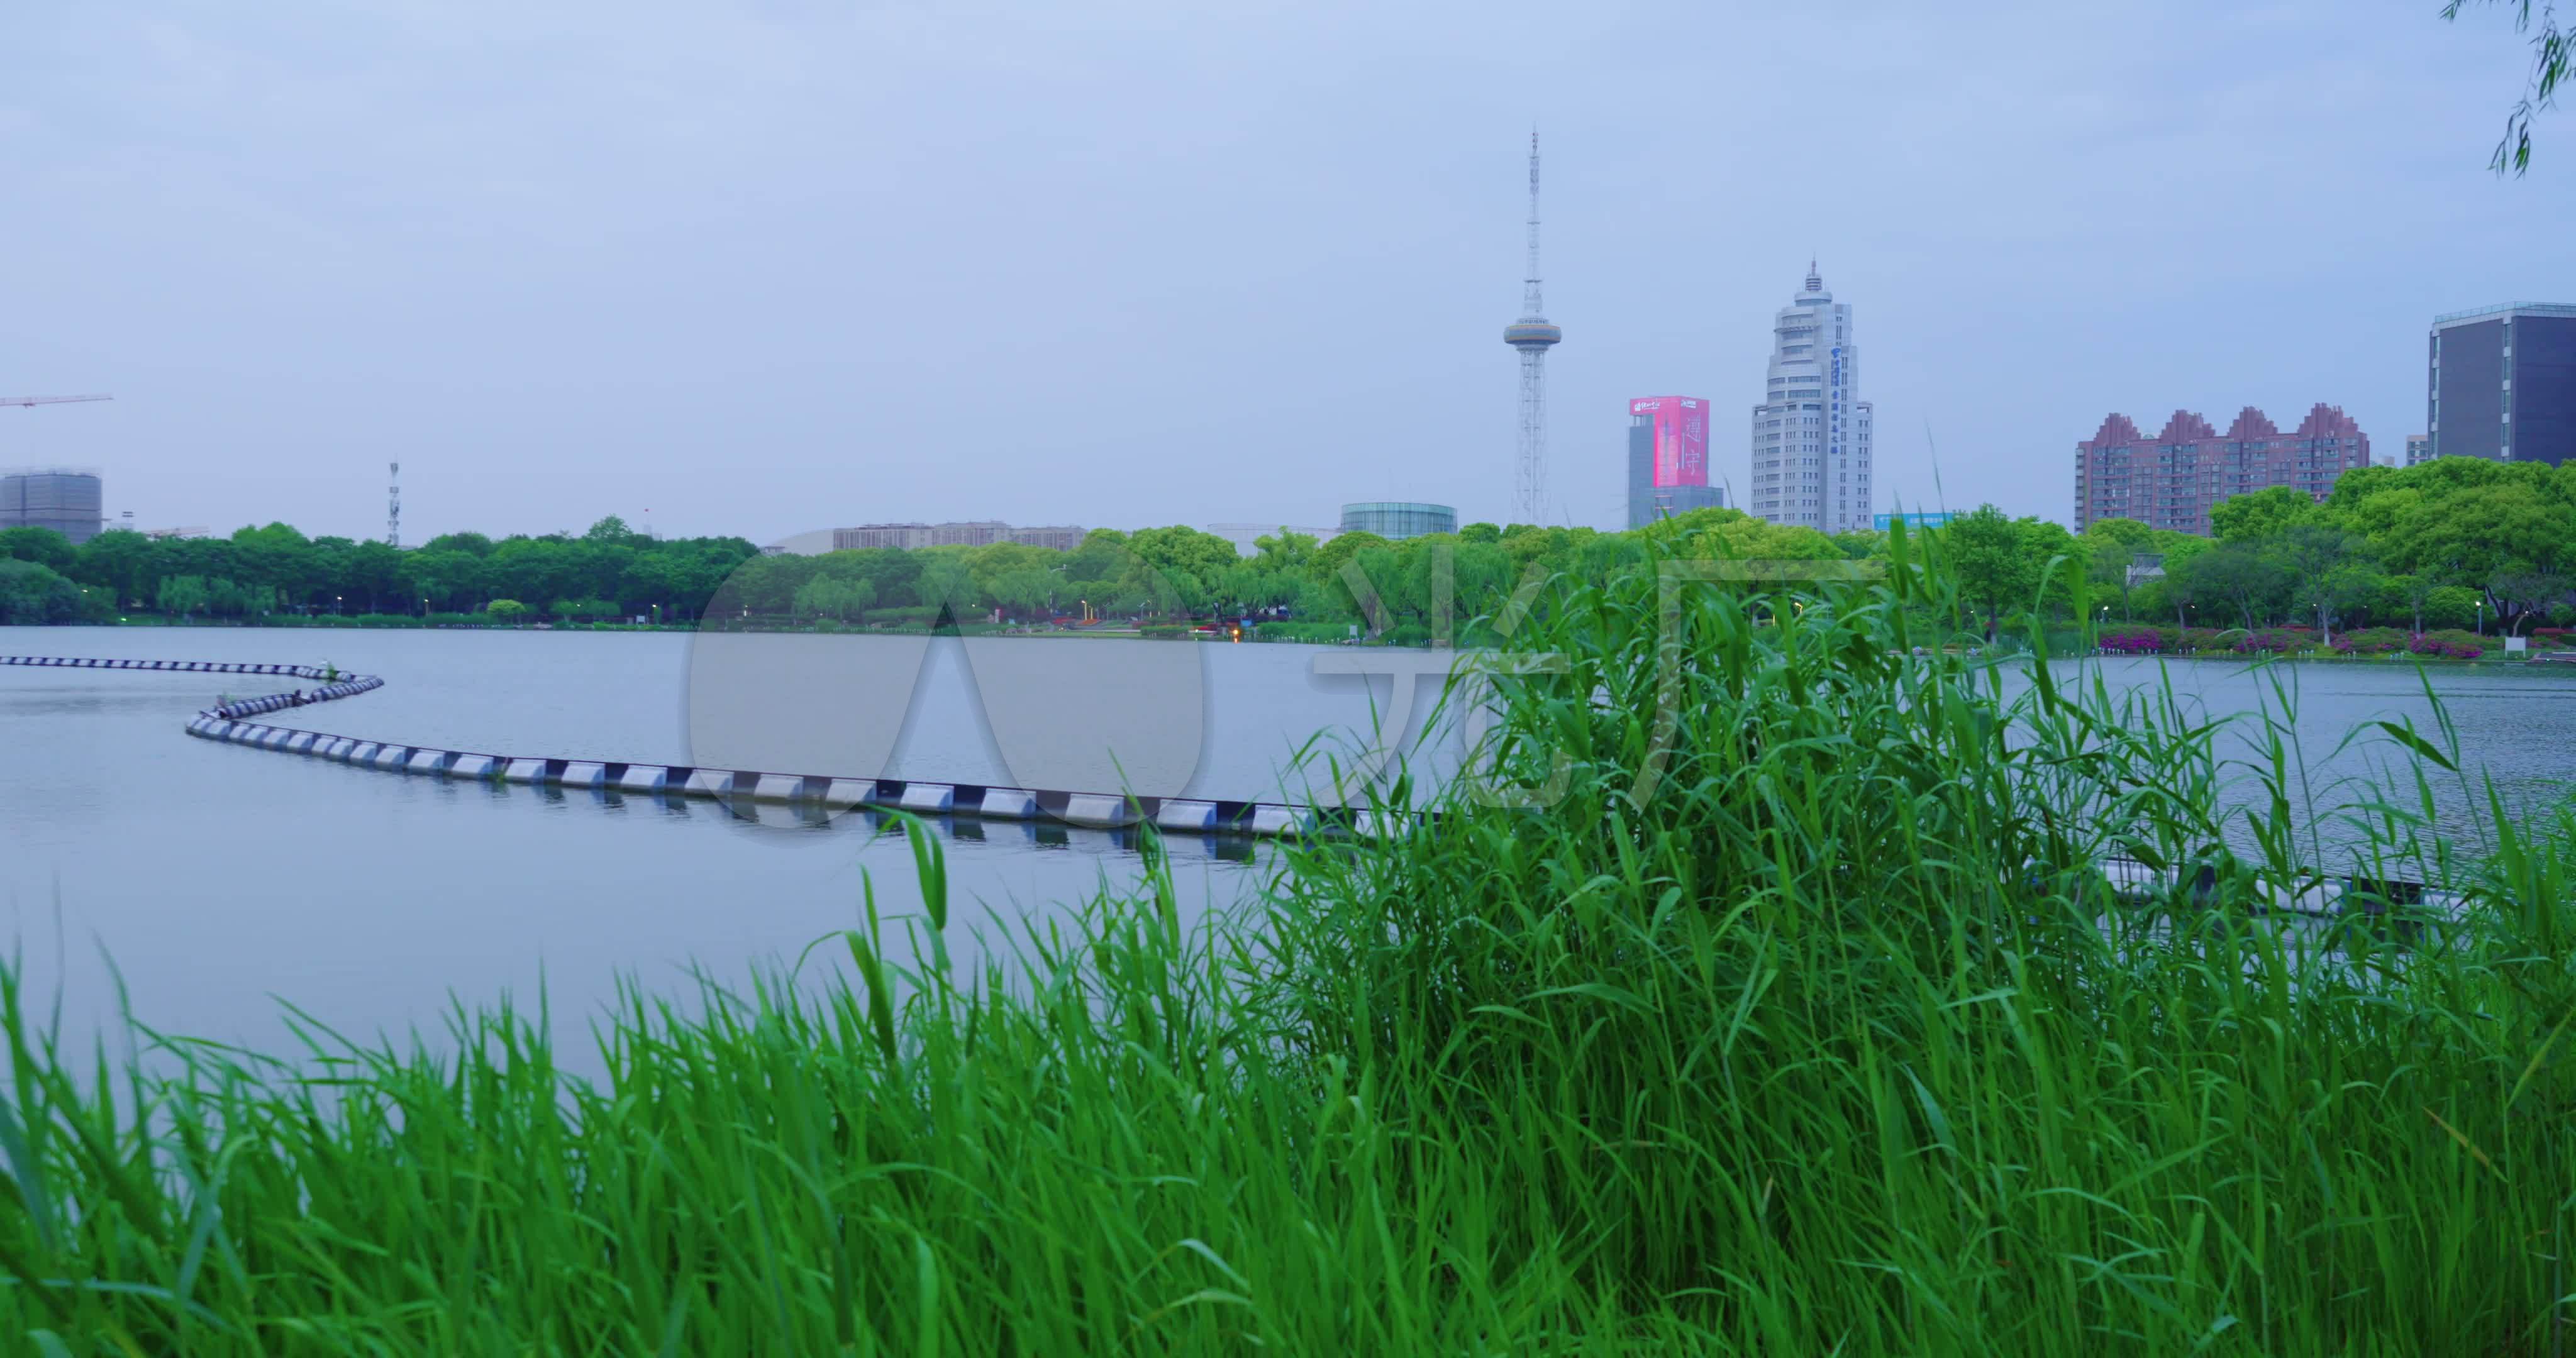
[{"x1": 2478, "y1": 599, "x2": 2485, "y2": 636}]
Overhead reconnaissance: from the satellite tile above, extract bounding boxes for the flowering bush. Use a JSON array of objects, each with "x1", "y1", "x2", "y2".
[
  {"x1": 2156, "y1": 627, "x2": 2233, "y2": 653},
  {"x1": 2404, "y1": 629, "x2": 2484, "y2": 660},
  {"x1": 2231, "y1": 629, "x2": 2311, "y2": 654},
  {"x1": 2099, "y1": 626, "x2": 2162, "y2": 654}
]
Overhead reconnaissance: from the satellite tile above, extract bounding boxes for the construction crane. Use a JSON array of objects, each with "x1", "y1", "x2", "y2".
[{"x1": 2, "y1": 394, "x2": 112, "y2": 408}]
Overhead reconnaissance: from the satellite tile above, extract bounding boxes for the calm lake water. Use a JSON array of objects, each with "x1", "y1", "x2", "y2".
[{"x1": 5, "y1": 627, "x2": 2573, "y2": 1061}]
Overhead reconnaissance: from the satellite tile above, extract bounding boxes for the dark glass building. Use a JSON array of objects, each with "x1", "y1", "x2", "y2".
[{"x1": 2428, "y1": 302, "x2": 2576, "y2": 466}]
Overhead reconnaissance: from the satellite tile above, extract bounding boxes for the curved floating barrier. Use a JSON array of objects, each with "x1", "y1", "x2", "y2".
[
  {"x1": 0, "y1": 653, "x2": 2473, "y2": 919},
  {"x1": 3, "y1": 653, "x2": 1343, "y2": 841}
]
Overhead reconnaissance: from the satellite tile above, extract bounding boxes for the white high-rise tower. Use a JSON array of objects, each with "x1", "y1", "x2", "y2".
[
  {"x1": 1501, "y1": 132, "x2": 1562, "y2": 526},
  {"x1": 1748, "y1": 263, "x2": 1874, "y2": 532}
]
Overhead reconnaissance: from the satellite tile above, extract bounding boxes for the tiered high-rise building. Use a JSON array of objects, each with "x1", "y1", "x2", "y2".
[
  {"x1": 1748, "y1": 264, "x2": 1873, "y2": 532},
  {"x1": 2073, "y1": 404, "x2": 2370, "y2": 535}
]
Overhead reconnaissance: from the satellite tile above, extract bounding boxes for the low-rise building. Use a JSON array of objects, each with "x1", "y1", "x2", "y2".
[
  {"x1": 1340, "y1": 502, "x2": 1457, "y2": 541},
  {"x1": 823, "y1": 521, "x2": 1088, "y2": 553}
]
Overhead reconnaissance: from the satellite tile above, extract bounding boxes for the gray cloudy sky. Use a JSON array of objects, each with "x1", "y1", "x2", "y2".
[{"x1": 2, "y1": 1, "x2": 2568, "y2": 544}]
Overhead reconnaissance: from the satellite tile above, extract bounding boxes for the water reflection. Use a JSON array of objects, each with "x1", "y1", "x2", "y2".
[{"x1": 486, "y1": 778, "x2": 1267, "y2": 863}]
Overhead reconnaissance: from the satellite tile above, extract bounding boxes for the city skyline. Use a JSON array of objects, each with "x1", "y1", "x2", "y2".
[{"x1": 1, "y1": 3, "x2": 2570, "y2": 544}]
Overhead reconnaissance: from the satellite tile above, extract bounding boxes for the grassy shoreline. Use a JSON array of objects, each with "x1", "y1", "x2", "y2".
[{"x1": 9, "y1": 543, "x2": 2576, "y2": 1353}]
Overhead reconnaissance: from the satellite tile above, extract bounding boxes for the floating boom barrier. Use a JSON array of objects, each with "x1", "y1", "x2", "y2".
[{"x1": 3, "y1": 654, "x2": 2467, "y2": 919}]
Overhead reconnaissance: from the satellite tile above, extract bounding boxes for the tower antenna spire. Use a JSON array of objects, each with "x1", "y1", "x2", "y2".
[
  {"x1": 1524, "y1": 129, "x2": 1545, "y2": 317},
  {"x1": 1501, "y1": 130, "x2": 1562, "y2": 526}
]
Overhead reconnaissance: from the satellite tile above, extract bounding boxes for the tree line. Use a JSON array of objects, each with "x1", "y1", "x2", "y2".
[
  {"x1": 0, "y1": 516, "x2": 760, "y2": 626},
  {"x1": 2059, "y1": 456, "x2": 2576, "y2": 638},
  {"x1": 7, "y1": 456, "x2": 2573, "y2": 643}
]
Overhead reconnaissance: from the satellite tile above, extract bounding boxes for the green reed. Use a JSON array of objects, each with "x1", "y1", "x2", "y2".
[{"x1": 6, "y1": 534, "x2": 2575, "y2": 1354}]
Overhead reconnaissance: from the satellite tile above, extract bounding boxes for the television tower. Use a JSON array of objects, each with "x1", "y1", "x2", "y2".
[
  {"x1": 1501, "y1": 131, "x2": 1562, "y2": 526},
  {"x1": 387, "y1": 461, "x2": 400, "y2": 548}
]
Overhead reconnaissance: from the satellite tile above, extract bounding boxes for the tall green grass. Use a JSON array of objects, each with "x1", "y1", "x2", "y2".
[{"x1": 7, "y1": 538, "x2": 2576, "y2": 1354}]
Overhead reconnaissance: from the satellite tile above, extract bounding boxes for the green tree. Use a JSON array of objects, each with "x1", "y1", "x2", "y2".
[
  {"x1": 0, "y1": 559, "x2": 80, "y2": 624},
  {"x1": 2208, "y1": 486, "x2": 2318, "y2": 544},
  {"x1": 2424, "y1": 584, "x2": 2482, "y2": 631},
  {"x1": 1252, "y1": 529, "x2": 1320, "y2": 573},
  {"x1": 2371, "y1": 467, "x2": 2574, "y2": 590},
  {"x1": 1124, "y1": 526, "x2": 1240, "y2": 614},
  {"x1": 406, "y1": 549, "x2": 489, "y2": 614},
  {"x1": 156, "y1": 574, "x2": 209, "y2": 620},
  {"x1": 2387, "y1": 573, "x2": 2439, "y2": 633},
  {"x1": 914, "y1": 553, "x2": 976, "y2": 621},
  {"x1": 2272, "y1": 524, "x2": 2368, "y2": 639},
  {"x1": 1936, "y1": 505, "x2": 2038, "y2": 637},
  {"x1": 487, "y1": 599, "x2": 533, "y2": 624},
  {"x1": 584, "y1": 515, "x2": 648, "y2": 548},
  {"x1": 340, "y1": 540, "x2": 408, "y2": 613},
  {"x1": 792, "y1": 575, "x2": 875, "y2": 622},
  {"x1": 2489, "y1": 568, "x2": 2569, "y2": 634},
  {"x1": 965, "y1": 541, "x2": 1058, "y2": 608},
  {"x1": 423, "y1": 531, "x2": 496, "y2": 556},
  {"x1": 992, "y1": 568, "x2": 1060, "y2": 619},
  {"x1": 72, "y1": 529, "x2": 153, "y2": 607},
  {"x1": 1306, "y1": 531, "x2": 1392, "y2": 594},
  {"x1": 2084, "y1": 517, "x2": 2157, "y2": 549},
  {"x1": 2176, "y1": 542, "x2": 2287, "y2": 630},
  {"x1": 0, "y1": 527, "x2": 77, "y2": 573}
]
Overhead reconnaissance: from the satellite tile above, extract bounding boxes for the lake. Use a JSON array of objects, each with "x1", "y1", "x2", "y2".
[{"x1": 6, "y1": 628, "x2": 2572, "y2": 1061}]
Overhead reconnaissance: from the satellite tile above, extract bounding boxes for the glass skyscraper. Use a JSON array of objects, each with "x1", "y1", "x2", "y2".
[{"x1": 2427, "y1": 302, "x2": 2576, "y2": 466}]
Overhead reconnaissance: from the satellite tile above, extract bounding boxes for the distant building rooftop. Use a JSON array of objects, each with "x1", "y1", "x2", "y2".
[{"x1": 2431, "y1": 301, "x2": 2576, "y2": 327}]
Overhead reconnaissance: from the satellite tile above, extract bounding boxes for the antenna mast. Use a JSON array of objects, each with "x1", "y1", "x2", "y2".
[
  {"x1": 387, "y1": 461, "x2": 401, "y2": 549},
  {"x1": 1499, "y1": 130, "x2": 1562, "y2": 527}
]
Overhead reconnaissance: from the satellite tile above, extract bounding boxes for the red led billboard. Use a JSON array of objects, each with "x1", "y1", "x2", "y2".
[{"x1": 1629, "y1": 396, "x2": 1709, "y2": 487}]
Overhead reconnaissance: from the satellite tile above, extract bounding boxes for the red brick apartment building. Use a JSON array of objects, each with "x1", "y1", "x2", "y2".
[{"x1": 2074, "y1": 404, "x2": 2370, "y2": 534}]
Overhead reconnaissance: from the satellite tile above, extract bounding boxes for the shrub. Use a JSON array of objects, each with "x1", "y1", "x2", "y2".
[
  {"x1": 2403, "y1": 629, "x2": 2485, "y2": 659},
  {"x1": 1257, "y1": 620, "x2": 1357, "y2": 644},
  {"x1": 2231, "y1": 628, "x2": 2314, "y2": 655},
  {"x1": 2099, "y1": 626, "x2": 2162, "y2": 654},
  {"x1": 865, "y1": 605, "x2": 959, "y2": 628},
  {"x1": 2336, "y1": 627, "x2": 2408, "y2": 656}
]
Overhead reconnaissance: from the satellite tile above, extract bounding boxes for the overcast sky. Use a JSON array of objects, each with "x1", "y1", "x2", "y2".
[{"x1": 2, "y1": 1, "x2": 2569, "y2": 544}]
